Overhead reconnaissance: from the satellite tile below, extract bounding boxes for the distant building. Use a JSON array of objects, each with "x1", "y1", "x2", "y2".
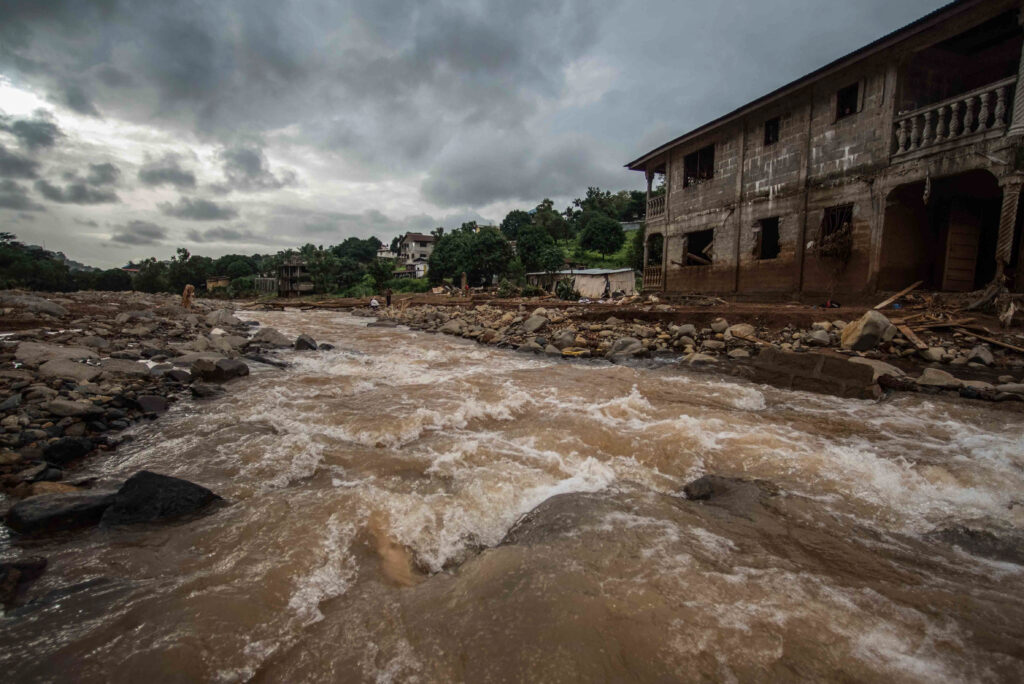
[
  {"x1": 620, "y1": 221, "x2": 643, "y2": 233},
  {"x1": 206, "y1": 275, "x2": 231, "y2": 291},
  {"x1": 377, "y1": 246, "x2": 399, "y2": 260},
  {"x1": 395, "y1": 256, "x2": 429, "y2": 279},
  {"x1": 398, "y1": 233, "x2": 436, "y2": 265},
  {"x1": 525, "y1": 268, "x2": 637, "y2": 298},
  {"x1": 278, "y1": 257, "x2": 314, "y2": 297},
  {"x1": 254, "y1": 277, "x2": 277, "y2": 295}
]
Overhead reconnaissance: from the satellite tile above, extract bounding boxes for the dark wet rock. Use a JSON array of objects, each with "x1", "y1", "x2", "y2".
[
  {"x1": 251, "y1": 327, "x2": 292, "y2": 347},
  {"x1": 136, "y1": 395, "x2": 169, "y2": 414},
  {"x1": 931, "y1": 526, "x2": 1024, "y2": 565},
  {"x1": 245, "y1": 353, "x2": 288, "y2": 369},
  {"x1": 0, "y1": 556, "x2": 47, "y2": 607},
  {"x1": 99, "y1": 358, "x2": 150, "y2": 378},
  {"x1": 191, "y1": 383, "x2": 227, "y2": 399},
  {"x1": 43, "y1": 436, "x2": 94, "y2": 465},
  {"x1": 319, "y1": 343, "x2": 335, "y2": 351},
  {"x1": 165, "y1": 369, "x2": 192, "y2": 383},
  {"x1": 5, "y1": 492, "x2": 115, "y2": 534},
  {"x1": 101, "y1": 471, "x2": 222, "y2": 526},
  {"x1": 294, "y1": 334, "x2": 318, "y2": 350},
  {"x1": 367, "y1": 320, "x2": 398, "y2": 328},
  {"x1": 15, "y1": 463, "x2": 63, "y2": 483},
  {"x1": 681, "y1": 475, "x2": 779, "y2": 514},
  {"x1": 0, "y1": 393, "x2": 22, "y2": 411},
  {"x1": 205, "y1": 309, "x2": 241, "y2": 327},
  {"x1": 190, "y1": 358, "x2": 249, "y2": 383}
]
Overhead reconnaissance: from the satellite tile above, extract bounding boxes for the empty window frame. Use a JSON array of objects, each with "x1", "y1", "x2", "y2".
[
  {"x1": 822, "y1": 204, "x2": 853, "y2": 238},
  {"x1": 757, "y1": 217, "x2": 781, "y2": 260},
  {"x1": 764, "y1": 117, "x2": 780, "y2": 146},
  {"x1": 835, "y1": 83, "x2": 860, "y2": 120},
  {"x1": 683, "y1": 144, "x2": 715, "y2": 187},
  {"x1": 682, "y1": 229, "x2": 714, "y2": 266}
]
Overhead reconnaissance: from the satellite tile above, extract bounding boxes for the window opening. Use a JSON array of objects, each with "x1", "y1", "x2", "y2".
[
  {"x1": 818, "y1": 204, "x2": 854, "y2": 260},
  {"x1": 764, "y1": 117, "x2": 780, "y2": 146},
  {"x1": 683, "y1": 145, "x2": 715, "y2": 187},
  {"x1": 757, "y1": 217, "x2": 781, "y2": 259},
  {"x1": 682, "y1": 229, "x2": 714, "y2": 266},
  {"x1": 836, "y1": 83, "x2": 860, "y2": 120}
]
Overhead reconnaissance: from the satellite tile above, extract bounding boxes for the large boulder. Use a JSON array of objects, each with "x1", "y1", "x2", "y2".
[
  {"x1": 101, "y1": 471, "x2": 222, "y2": 525},
  {"x1": 136, "y1": 395, "x2": 170, "y2": 414},
  {"x1": 0, "y1": 556, "x2": 47, "y2": 607},
  {"x1": 916, "y1": 368, "x2": 962, "y2": 389},
  {"x1": 550, "y1": 329, "x2": 577, "y2": 350},
  {"x1": 439, "y1": 319, "x2": 464, "y2": 335},
  {"x1": 98, "y1": 358, "x2": 150, "y2": 378},
  {"x1": 205, "y1": 309, "x2": 241, "y2": 327},
  {"x1": 43, "y1": 437, "x2": 94, "y2": 464},
  {"x1": 607, "y1": 337, "x2": 644, "y2": 359},
  {"x1": 16, "y1": 342, "x2": 98, "y2": 365},
  {"x1": 847, "y1": 357, "x2": 904, "y2": 382},
  {"x1": 724, "y1": 323, "x2": 754, "y2": 341},
  {"x1": 522, "y1": 315, "x2": 548, "y2": 334},
  {"x1": 294, "y1": 334, "x2": 318, "y2": 351},
  {"x1": 38, "y1": 359, "x2": 102, "y2": 383},
  {"x1": 840, "y1": 310, "x2": 893, "y2": 351},
  {"x1": 0, "y1": 294, "x2": 67, "y2": 317},
  {"x1": 968, "y1": 345, "x2": 994, "y2": 366},
  {"x1": 190, "y1": 358, "x2": 249, "y2": 383},
  {"x1": 5, "y1": 492, "x2": 115, "y2": 534},
  {"x1": 252, "y1": 327, "x2": 293, "y2": 347}
]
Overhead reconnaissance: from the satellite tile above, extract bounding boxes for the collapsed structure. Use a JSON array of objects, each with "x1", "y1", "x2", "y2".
[{"x1": 627, "y1": 0, "x2": 1024, "y2": 299}]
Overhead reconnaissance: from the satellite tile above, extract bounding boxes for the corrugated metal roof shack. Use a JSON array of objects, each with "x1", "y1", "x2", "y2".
[{"x1": 525, "y1": 268, "x2": 637, "y2": 298}]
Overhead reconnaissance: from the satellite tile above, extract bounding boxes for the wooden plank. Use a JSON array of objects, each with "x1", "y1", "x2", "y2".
[
  {"x1": 953, "y1": 327, "x2": 1024, "y2": 354},
  {"x1": 908, "y1": 317, "x2": 975, "y2": 330},
  {"x1": 873, "y1": 280, "x2": 923, "y2": 310},
  {"x1": 732, "y1": 332, "x2": 772, "y2": 347},
  {"x1": 896, "y1": 324, "x2": 928, "y2": 350}
]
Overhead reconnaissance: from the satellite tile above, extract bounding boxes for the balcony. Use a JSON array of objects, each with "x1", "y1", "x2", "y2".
[
  {"x1": 646, "y1": 194, "x2": 666, "y2": 221},
  {"x1": 892, "y1": 76, "x2": 1016, "y2": 158},
  {"x1": 643, "y1": 265, "x2": 664, "y2": 291}
]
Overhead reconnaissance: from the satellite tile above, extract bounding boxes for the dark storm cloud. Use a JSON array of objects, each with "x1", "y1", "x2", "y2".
[
  {"x1": 0, "y1": 179, "x2": 44, "y2": 211},
  {"x1": 0, "y1": 111, "x2": 63, "y2": 150},
  {"x1": 86, "y1": 162, "x2": 120, "y2": 185},
  {"x1": 35, "y1": 179, "x2": 118, "y2": 204},
  {"x1": 159, "y1": 196, "x2": 238, "y2": 220},
  {"x1": 138, "y1": 153, "x2": 197, "y2": 189},
  {"x1": 185, "y1": 226, "x2": 280, "y2": 244},
  {"x1": 110, "y1": 219, "x2": 167, "y2": 245},
  {"x1": 0, "y1": 145, "x2": 40, "y2": 178},
  {"x1": 74, "y1": 217, "x2": 99, "y2": 227},
  {"x1": 215, "y1": 143, "x2": 296, "y2": 193}
]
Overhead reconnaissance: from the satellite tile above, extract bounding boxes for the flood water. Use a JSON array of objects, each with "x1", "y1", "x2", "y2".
[{"x1": 3, "y1": 310, "x2": 1024, "y2": 682}]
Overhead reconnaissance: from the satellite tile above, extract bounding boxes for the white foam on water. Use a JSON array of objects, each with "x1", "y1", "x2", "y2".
[{"x1": 286, "y1": 514, "x2": 358, "y2": 626}]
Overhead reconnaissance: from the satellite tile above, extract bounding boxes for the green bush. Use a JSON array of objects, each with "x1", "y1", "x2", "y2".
[
  {"x1": 385, "y1": 277, "x2": 431, "y2": 293},
  {"x1": 555, "y1": 277, "x2": 580, "y2": 301},
  {"x1": 521, "y1": 284, "x2": 546, "y2": 297},
  {"x1": 496, "y1": 278, "x2": 518, "y2": 298}
]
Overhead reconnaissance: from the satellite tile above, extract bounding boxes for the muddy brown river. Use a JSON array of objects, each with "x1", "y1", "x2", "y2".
[{"x1": 3, "y1": 310, "x2": 1024, "y2": 682}]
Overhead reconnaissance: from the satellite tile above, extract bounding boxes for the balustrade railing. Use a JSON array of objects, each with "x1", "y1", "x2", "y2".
[
  {"x1": 643, "y1": 265, "x2": 664, "y2": 291},
  {"x1": 892, "y1": 77, "x2": 1016, "y2": 156},
  {"x1": 647, "y1": 194, "x2": 666, "y2": 220}
]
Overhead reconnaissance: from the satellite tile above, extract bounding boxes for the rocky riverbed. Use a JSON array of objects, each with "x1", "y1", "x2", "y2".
[
  {"x1": 0, "y1": 291, "x2": 326, "y2": 606},
  {"x1": 374, "y1": 300, "x2": 1024, "y2": 403}
]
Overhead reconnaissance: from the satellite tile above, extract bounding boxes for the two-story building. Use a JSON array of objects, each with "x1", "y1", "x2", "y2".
[
  {"x1": 628, "y1": 0, "x2": 1024, "y2": 300},
  {"x1": 398, "y1": 233, "x2": 436, "y2": 265}
]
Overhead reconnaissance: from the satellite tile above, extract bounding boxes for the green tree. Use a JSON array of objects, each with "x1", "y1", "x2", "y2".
[
  {"x1": 427, "y1": 225, "x2": 511, "y2": 286},
  {"x1": 134, "y1": 258, "x2": 170, "y2": 293},
  {"x1": 533, "y1": 199, "x2": 571, "y2": 243},
  {"x1": 537, "y1": 245, "x2": 565, "y2": 273},
  {"x1": 331, "y1": 236, "x2": 381, "y2": 264},
  {"x1": 627, "y1": 223, "x2": 646, "y2": 272},
  {"x1": 515, "y1": 224, "x2": 557, "y2": 272},
  {"x1": 301, "y1": 244, "x2": 341, "y2": 293},
  {"x1": 579, "y1": 214, "x2": 625, "y2": 257},
  {"x1": 168, "y1": 248, "x2": 213, "y2": 292},
  {"x1": 367, "y1": 258, "x2": 395, "y2": 291},
  {"x1": 499, "y1": 209, "x2": 532, "y2": 241},
  {"x1": 470, "y1": 226, "x2": 512, "y2": 285},
  {"x1": 95, "y1": 268, "x2": 133, "y2": 291}
]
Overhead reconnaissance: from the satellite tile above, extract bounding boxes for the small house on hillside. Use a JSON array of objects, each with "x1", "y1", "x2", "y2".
[
  {"x1": 526, "y1": 268, "x2": 637, "y2": 298},
  {"x1": 206, "y1": 275, "x2": 230, "y2": 291},
  {"x1": 399, "y1": 233, "x2": 435, "y2": 264},
  {"x1": 278, "y1": 257, "x2": 313, "y2": 298}
]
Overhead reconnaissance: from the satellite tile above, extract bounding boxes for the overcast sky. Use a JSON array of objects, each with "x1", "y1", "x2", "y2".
[{"x1": 0, "y1": 0, "x2": 947, "y2": 268}]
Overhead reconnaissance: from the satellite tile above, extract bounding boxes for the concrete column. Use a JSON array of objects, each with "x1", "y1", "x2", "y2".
[
  {"x1": 996, "y1": 176, "x2": 1023, "y2": 274},
  {"x1": 1009, "y1": 7, "x2": 1024, "y2": 136}
]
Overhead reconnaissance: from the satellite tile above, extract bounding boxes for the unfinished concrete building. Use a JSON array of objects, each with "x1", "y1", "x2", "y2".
[{"x1": 627, "y1": 0, "x2": 1024, "y2": 300}]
